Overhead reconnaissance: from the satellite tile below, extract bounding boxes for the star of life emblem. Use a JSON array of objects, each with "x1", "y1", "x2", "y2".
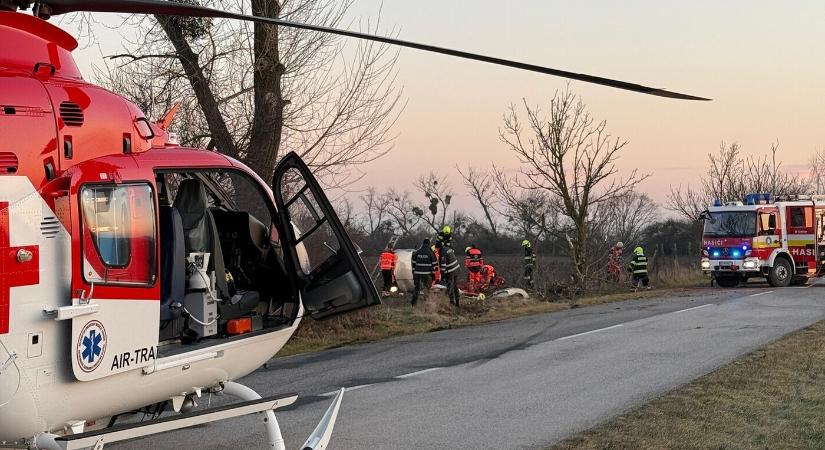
[{"x1": 77, "y1": 320, "x2": 107, "y2": 373}]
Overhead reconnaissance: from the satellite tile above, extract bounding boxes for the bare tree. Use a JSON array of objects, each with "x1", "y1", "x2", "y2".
[
  {"x1": 333, "y1": 195, "x2": 356, "y2": 230},
  {"x1": 666, "y1": 185, "x2": 707, "y2": 223},
  {"x1": 358, "y1": 186, "x2": 390, "y2": 237},
  {"x1": 809, "y1": 148, "x2": 825, "y2": 194},
  {"x1": 413, "y1": 170, "x2": 454, "y2": 232},
  {"x1": 500, "y1": 90, "x2": 647, "y2": 283},
  {"x1": 383, "y1": 189, "x2": 421, "y2": 235},
  {"x1": 594, "y1": 192, "x2": 658, "y2": 246},
  {"x1": 456, "y1": 165, "x2": 499, "y2": 236},
  {"x1": 491, "y1": 165, "x2": 557, "y2": 242},
  {"x1": 668, "y1": 141, "x2": 809, "y2": 221},
  {"x1": 95, "y1": 0, "x2": 403, "y2": 186}
]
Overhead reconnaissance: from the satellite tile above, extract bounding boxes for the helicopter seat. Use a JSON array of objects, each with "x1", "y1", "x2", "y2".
[
  {"x1": 173, "y1": 179, "x2": 229, "y2": 300},
  {"x1": 210, "y1": 210, "x2": 267, "y2": 320},
  {"x1": 158, "y1": 204, "x2": 185, "y2": 321},
  {"x1": 210, "y1": 209, "x2": 268, "y2": 281}
]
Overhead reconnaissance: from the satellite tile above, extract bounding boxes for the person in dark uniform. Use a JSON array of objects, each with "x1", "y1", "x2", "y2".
[
  {"x1": 436, "y1": 241, "x2": 461, "y2": 306},
  {"x1": 522, "y1": 239, "x2": 536, "y2": 289},
  {"x1": 411, "y1": 238, "x2": 437, "y2": 305}
]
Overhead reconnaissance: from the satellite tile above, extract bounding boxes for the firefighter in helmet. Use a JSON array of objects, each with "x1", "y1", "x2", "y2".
[
  {"x1": 522, "y1": 239, "x2": 536, "y2": 289},
  {"x1": 628, "y1": 246, "x2": 650, "y2": 290},
  {"x1": 436, "y1": 240, "x2": 461, "y2": 306},
  {"x1": 437, "y1": 224, "x2": 453, "y2": 247},
  {"x1": 465, "y1": 243, "x2": 484, "y2": 284},
  {"x1": 378, "y1": 245, "x2": 398, "y2": 294}
]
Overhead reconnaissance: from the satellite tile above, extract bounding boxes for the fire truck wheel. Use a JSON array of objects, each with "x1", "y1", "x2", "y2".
[
  {"x1": 715, "y1": 276, "x2": 740, "y2": 288},
  {"x1": 769, "y1": 258, "x2": 793, "y2": 287}
]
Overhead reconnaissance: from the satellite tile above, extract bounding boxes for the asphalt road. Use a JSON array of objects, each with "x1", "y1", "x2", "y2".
[{"x1": 114, "y1": 281, "x2": 825, "y2": 450}]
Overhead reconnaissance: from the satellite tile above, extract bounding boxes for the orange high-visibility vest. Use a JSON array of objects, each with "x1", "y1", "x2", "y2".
[{"x1": 379, "y1": 251, "x2": 397, "y2": 270}]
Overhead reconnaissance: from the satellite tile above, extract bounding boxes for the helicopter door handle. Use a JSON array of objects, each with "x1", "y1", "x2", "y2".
[{"x1": 44, "y1": 303, "x2": 100, "y2": 321}]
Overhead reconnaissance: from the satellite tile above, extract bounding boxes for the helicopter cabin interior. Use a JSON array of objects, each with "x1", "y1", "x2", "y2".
[
  {"x1": 77, "y1": 157, "x2": 372, "y2": 360},
  {"x1": 160, "y1": 169, "x2": 298, "y2": 352},
  {"x1": 72, "y1": 146, "x2": 380, "y2": 365},
  {"x1": 79, "y1": 167, "x2": 297, "y2": 356}
]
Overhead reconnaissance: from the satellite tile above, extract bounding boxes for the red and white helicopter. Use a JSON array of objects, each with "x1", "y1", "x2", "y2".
[{"x1": 0, "y1": 1, "x2": 707, "y2": 448}]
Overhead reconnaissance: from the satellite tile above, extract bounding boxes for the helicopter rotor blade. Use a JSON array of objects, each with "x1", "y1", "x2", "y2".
[{"x1": 42, "y1": 0, "x2": 710, "y2": 101}]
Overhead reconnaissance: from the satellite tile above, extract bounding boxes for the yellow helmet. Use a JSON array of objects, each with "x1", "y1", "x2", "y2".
[
  {"x1": 634, "y1": 246, "x2": 644, "y2": 255},
  {"x1": 442, "y1": 225, "x2": 452, "y2": 234},
  {"x1": 522, "y1": 240, "x2": 531, "y2": 247}
]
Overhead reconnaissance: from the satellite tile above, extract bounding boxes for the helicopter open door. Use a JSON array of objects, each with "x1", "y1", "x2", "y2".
[{"x1": 272, "y1": 152, "x2": 380, "y2": 319}]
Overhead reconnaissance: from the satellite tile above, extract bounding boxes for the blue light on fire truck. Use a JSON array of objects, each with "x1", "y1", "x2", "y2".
[
  {"x1": 712, "y1": 250, "x2": 721, "y2": 257},
  {"x1": 731, "y1": 249, "x2": 741, "y2": 258},
  {"x1": 743, "y1": 193, "x2": 773, "y2": 205}
]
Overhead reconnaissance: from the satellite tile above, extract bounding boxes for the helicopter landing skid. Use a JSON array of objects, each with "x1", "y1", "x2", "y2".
[
  {"x1": 223, "y1": 382, "x2": 345, "y2": 450},
  {"x1": 32, "y1": 382, "x2": 345, "y2": 450}
]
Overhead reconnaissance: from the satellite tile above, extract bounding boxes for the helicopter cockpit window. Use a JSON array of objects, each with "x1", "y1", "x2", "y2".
[
  {"x1": 205, "y1": 171, "x2": 272, "y2": 230},
  {"x1": 80, "y1": 183, "x2": 157, "y2": 285}
]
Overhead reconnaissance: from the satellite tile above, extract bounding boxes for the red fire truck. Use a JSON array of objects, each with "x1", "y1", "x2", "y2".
[{"x1": 701, "y1": 194, "x2": 825, "y2": 287}]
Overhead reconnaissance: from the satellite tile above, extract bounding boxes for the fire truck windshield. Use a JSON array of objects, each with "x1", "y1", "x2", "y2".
[{"x1": 703, "y1": 211, "x2": 756, "y2": 237}]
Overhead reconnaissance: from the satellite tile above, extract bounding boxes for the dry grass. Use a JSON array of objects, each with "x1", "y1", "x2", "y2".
[
  {"x1": 553, "y1": 321, "x2": 825, "y2": 450},
  {"x1": 280, "y1": 292, "x2": 567, "y2": 356},
  {"x1": 280, "y1": 284, "x2": 701, "y2": 357},
  {"x1": 282, "y1": 254, "x2": 704, "y2": 357},
  {"x1": 649, "y1": 256, "x2": 704, "y2": 288}
]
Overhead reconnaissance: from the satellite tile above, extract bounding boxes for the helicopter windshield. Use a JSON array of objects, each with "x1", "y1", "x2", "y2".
[{"x1": 703, "y1": 211, "x2": 756, "y2": 237}]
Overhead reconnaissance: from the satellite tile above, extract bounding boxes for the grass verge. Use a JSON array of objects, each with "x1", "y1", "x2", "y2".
[
  {"x1": 552, "y1": 320, "x2": 825, "y2": 450},
  {"x1": 279, "y1": 281, "x2": 702, "y2": 357}
]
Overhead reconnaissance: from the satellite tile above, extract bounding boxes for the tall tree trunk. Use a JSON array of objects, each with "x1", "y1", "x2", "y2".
[
  {"x1": 480, "y1": 202, "x2": 498, "y2": 237},
  {"x1": 157, "y1": 15, "x2": 239, "y2": 159},
  {"x1": 572, "y1": 220, "x2": 588, "y2": 283},
  {"x1": 246, "y1": 0, "x2": 286, "y2": 181}
]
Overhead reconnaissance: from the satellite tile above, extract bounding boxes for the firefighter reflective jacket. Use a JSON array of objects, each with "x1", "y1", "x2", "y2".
[
  {"x1": 413, "y1": 245, "x2": 438, "y2": 276},
  {"x1": 524, "y1": 246, "x2": 536, "y2": 266},
  {"x1": 432, "y1": 247, "x2": 441, "y2": 280},
  {"x1": 379, "y1": 250, "x2": 397, "y2": 270},
  {"x1": 440, "y1": 246, "x2": 460, "y2": 274},
  {"x1": 465, "y1": 247, "x2": 483, "y2": 269},
  {"x1": 437, "y1": 230, "x2": 452, "y2": 246},
  {"x1": 629, "y1": 253, "x2": 648, "y2": 276}
]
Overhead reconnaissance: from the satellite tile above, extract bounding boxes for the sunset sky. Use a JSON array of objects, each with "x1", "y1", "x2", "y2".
[{"x1": 68, "y1": 0, "x2": 825, "y2": 213}]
